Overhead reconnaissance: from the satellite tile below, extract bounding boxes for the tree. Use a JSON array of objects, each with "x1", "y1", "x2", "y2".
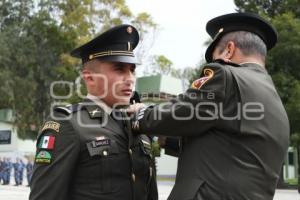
[
  {"x1": 234, "y1": 0, "x2": 300, "y2": 18},
  {"x1": 0, "y1": 0, "x2": 157, "y2": 139},
  {"x1": 150, "y1": 55, "x2": 173, "y2": 75}
]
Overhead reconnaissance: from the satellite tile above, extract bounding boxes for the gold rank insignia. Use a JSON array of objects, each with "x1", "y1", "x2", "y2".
[
  {"x1": 41, "y1": 121, "x2": 60, "y2": 133},
  {"x1": 191, "y1": 68, "x2": 214, "y2": 89}
]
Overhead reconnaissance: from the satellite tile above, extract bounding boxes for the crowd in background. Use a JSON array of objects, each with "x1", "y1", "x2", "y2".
[{"x1": 0, "y1": 157, "x2": 33, "y2": 186}]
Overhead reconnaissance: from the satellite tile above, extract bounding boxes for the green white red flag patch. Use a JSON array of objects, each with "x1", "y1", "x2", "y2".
[{"x1": 39, "y1": 136, "x2": 55, "y2": 149}]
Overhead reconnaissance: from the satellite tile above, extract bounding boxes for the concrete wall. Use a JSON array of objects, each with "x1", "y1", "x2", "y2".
[
  {"x1": 156, "y1": 149, "x2": 178, "y2": 175},
  {"x1": 0, "y1": 121, "x2": 18, "y2": 152}
]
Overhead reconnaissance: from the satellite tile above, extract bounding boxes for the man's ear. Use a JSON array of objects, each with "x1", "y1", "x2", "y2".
[{"x1": 224, "y1": 41, "x2": 236, "y2": 60}]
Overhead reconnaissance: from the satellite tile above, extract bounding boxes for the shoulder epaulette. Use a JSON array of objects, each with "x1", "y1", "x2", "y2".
[{"x1": 54, "y1": 103, "x2": 83, "y2": 115}]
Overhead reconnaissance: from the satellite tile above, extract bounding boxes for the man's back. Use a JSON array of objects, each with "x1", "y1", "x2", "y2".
[{"x1": 167, "y1": 62, "x2": 289, "y2": 200}]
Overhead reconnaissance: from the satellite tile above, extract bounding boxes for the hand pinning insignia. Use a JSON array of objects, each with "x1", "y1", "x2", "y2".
[{"x1": 191, "y1": 68, "x2": 214, "y2": 89}]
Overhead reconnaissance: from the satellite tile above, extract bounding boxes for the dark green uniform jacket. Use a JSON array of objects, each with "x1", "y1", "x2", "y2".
[
  {"x1": 134, "y1": 61, "x2": 290, "y2": 200},
  {"x1": 29, "y1": 99, "x2": 158, "y2": 200}
]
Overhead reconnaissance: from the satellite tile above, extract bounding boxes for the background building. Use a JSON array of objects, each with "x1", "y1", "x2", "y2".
[
  {"x1": 136, "y1": 74, "x2": 184, "y2": 176},
  {"x1": 0, "y1": 109, "x2": 35, "y2": 160}
]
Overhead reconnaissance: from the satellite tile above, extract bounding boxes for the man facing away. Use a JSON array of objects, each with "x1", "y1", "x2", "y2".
[
  {"x1": 29, "y1": 25, "x2": 158, "y2": 200},
  {"x1": 129, "y1": 13, "x2": 289, "y2": 200}
]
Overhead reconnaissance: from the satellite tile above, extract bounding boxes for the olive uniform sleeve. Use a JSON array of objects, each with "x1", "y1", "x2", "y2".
[
  {"x1": 164, "y1": 137, "x2": 181, "y2": 157},
  {"x1": 132, "y1": 63, "x2": 226, "y2": 137},
  {"x1": 29, "y1": 112, "x2": 80, "y2": 200}
]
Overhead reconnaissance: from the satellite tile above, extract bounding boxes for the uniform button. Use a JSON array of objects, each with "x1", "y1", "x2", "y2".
[
  {"x1": 132, "y1": 173, "x2": 136, "y2": 182},
  {"x1": 103, "y1": 150, "x2": 108, "y2": 156},
  {"x1": 129, "y1": 149, "x2": 132, "y2": 155}
]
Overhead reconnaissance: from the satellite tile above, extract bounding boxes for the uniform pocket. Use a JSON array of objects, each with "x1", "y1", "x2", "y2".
[
  {"x1": 85, "y1": 139, "x2": 120, "y2": 193},
  {"x1": 86, "y1": 138, "x2": 119, "y2": 157}
]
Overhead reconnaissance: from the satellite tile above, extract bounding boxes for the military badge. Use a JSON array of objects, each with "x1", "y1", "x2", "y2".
[
  {"x1": 41, "y1": 121, "x2": 60, "y2": 133},
  {"x1": 35, "y1": 150, "x2": 53, "y2": 164},
  {"x1": 191, "y1": 68, "x2": 214, "y2": 89}
]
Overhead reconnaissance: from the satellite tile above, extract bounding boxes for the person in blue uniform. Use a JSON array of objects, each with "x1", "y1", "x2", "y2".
[
  {"x1": 3, "y1": 157, "x2": 12, "y2": 185},
  {"x1": 14, "y1": 158, "x2": 25, "y2": 186},
  {"x1": 13, "y1": 158, "x2": 20, "y2": 186},
  {"x1": 26, "y1": 159, "x2": 33, "y2": 186},
  {"x1": 0, "y1": 157, "x2": 3, "y2": 184}
]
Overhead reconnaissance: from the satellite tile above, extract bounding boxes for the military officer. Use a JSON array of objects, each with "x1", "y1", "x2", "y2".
[
  {"x1": 3, "y1": 157, "x2": 12, "y2": 185},
  {"x1": 29, "y1": 25, "x2": 158, "y2": 200},
  {"x1": 129, "y1": 13, "x2": 290, "y2": 200}
]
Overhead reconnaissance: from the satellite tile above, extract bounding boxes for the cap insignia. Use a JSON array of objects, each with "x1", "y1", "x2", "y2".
[{"x1": 127, "y1": 26, "x2": 133, "y2": 34}]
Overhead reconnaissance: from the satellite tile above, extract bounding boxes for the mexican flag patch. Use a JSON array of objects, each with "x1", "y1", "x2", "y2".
[{"x1": 39, "y1": 136, "x2": 55, "y2": 149}]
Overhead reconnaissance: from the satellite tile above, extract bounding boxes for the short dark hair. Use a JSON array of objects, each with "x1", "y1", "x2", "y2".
[{"x1": 216, "y1": 31, "x2": 267, "y2": 60}]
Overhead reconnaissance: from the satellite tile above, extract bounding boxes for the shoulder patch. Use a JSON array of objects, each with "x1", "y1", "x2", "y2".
[
  {"x1": 35, "y1": 150, "x2": 53, "y2": 164},
  {"x1": 191, "y1": 68, "x2": 214, "y2": 89},
  {"x1": 41, "y1": 121, "x2": 60, "y2": 133}
]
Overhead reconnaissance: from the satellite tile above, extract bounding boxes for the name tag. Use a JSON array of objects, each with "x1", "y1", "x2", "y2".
[{"x1": 92, "y1": 139, "x2": 110, "y2": 148}]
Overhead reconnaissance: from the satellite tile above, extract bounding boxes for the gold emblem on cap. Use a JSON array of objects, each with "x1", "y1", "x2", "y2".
[
  {"x1": 127, "y1": 26, "x2": 133, "y2": 34},
  {"x1": 213, "y1": 28, "x2": 224, "y2": 40},
  {"x1": 127, "y1": 42, "x2": 131, "y2": 51}
]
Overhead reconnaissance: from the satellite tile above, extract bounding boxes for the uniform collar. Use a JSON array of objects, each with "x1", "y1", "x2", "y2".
[
  {"x1": 86, "y1": 94, "x2": 112, "y2": 115},
  {"x1": 239, "y1": 62, "x2": 264, "y2": 68}
]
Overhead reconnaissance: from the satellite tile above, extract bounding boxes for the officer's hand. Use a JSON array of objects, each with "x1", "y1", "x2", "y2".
[{"x1": 126, "y1": 103, "x2": 146, "y2": 114}]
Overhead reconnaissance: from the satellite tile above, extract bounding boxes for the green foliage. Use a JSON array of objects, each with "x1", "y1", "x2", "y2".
[
  {"x1": 285, "y1": 178, "x2": 298, "y2": 185},
  {"x1": 145, "y1": 54, "x2": 198, "y2": 90},
  {"x1": 234, "y1": 0, "x2": 300, "y2": 18},
  {"x1": 0, "y1": 0, "x2": 157, "y2": 139},
  {"x1": 268, "y1": 13, "x2": 300, "y2": 78},
  {"x1": 151, "y1": 140, "x2": 161, "y2": 157},
  {"x1": 151, "y1": 55, "x2": 173, "y2": 75}
]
